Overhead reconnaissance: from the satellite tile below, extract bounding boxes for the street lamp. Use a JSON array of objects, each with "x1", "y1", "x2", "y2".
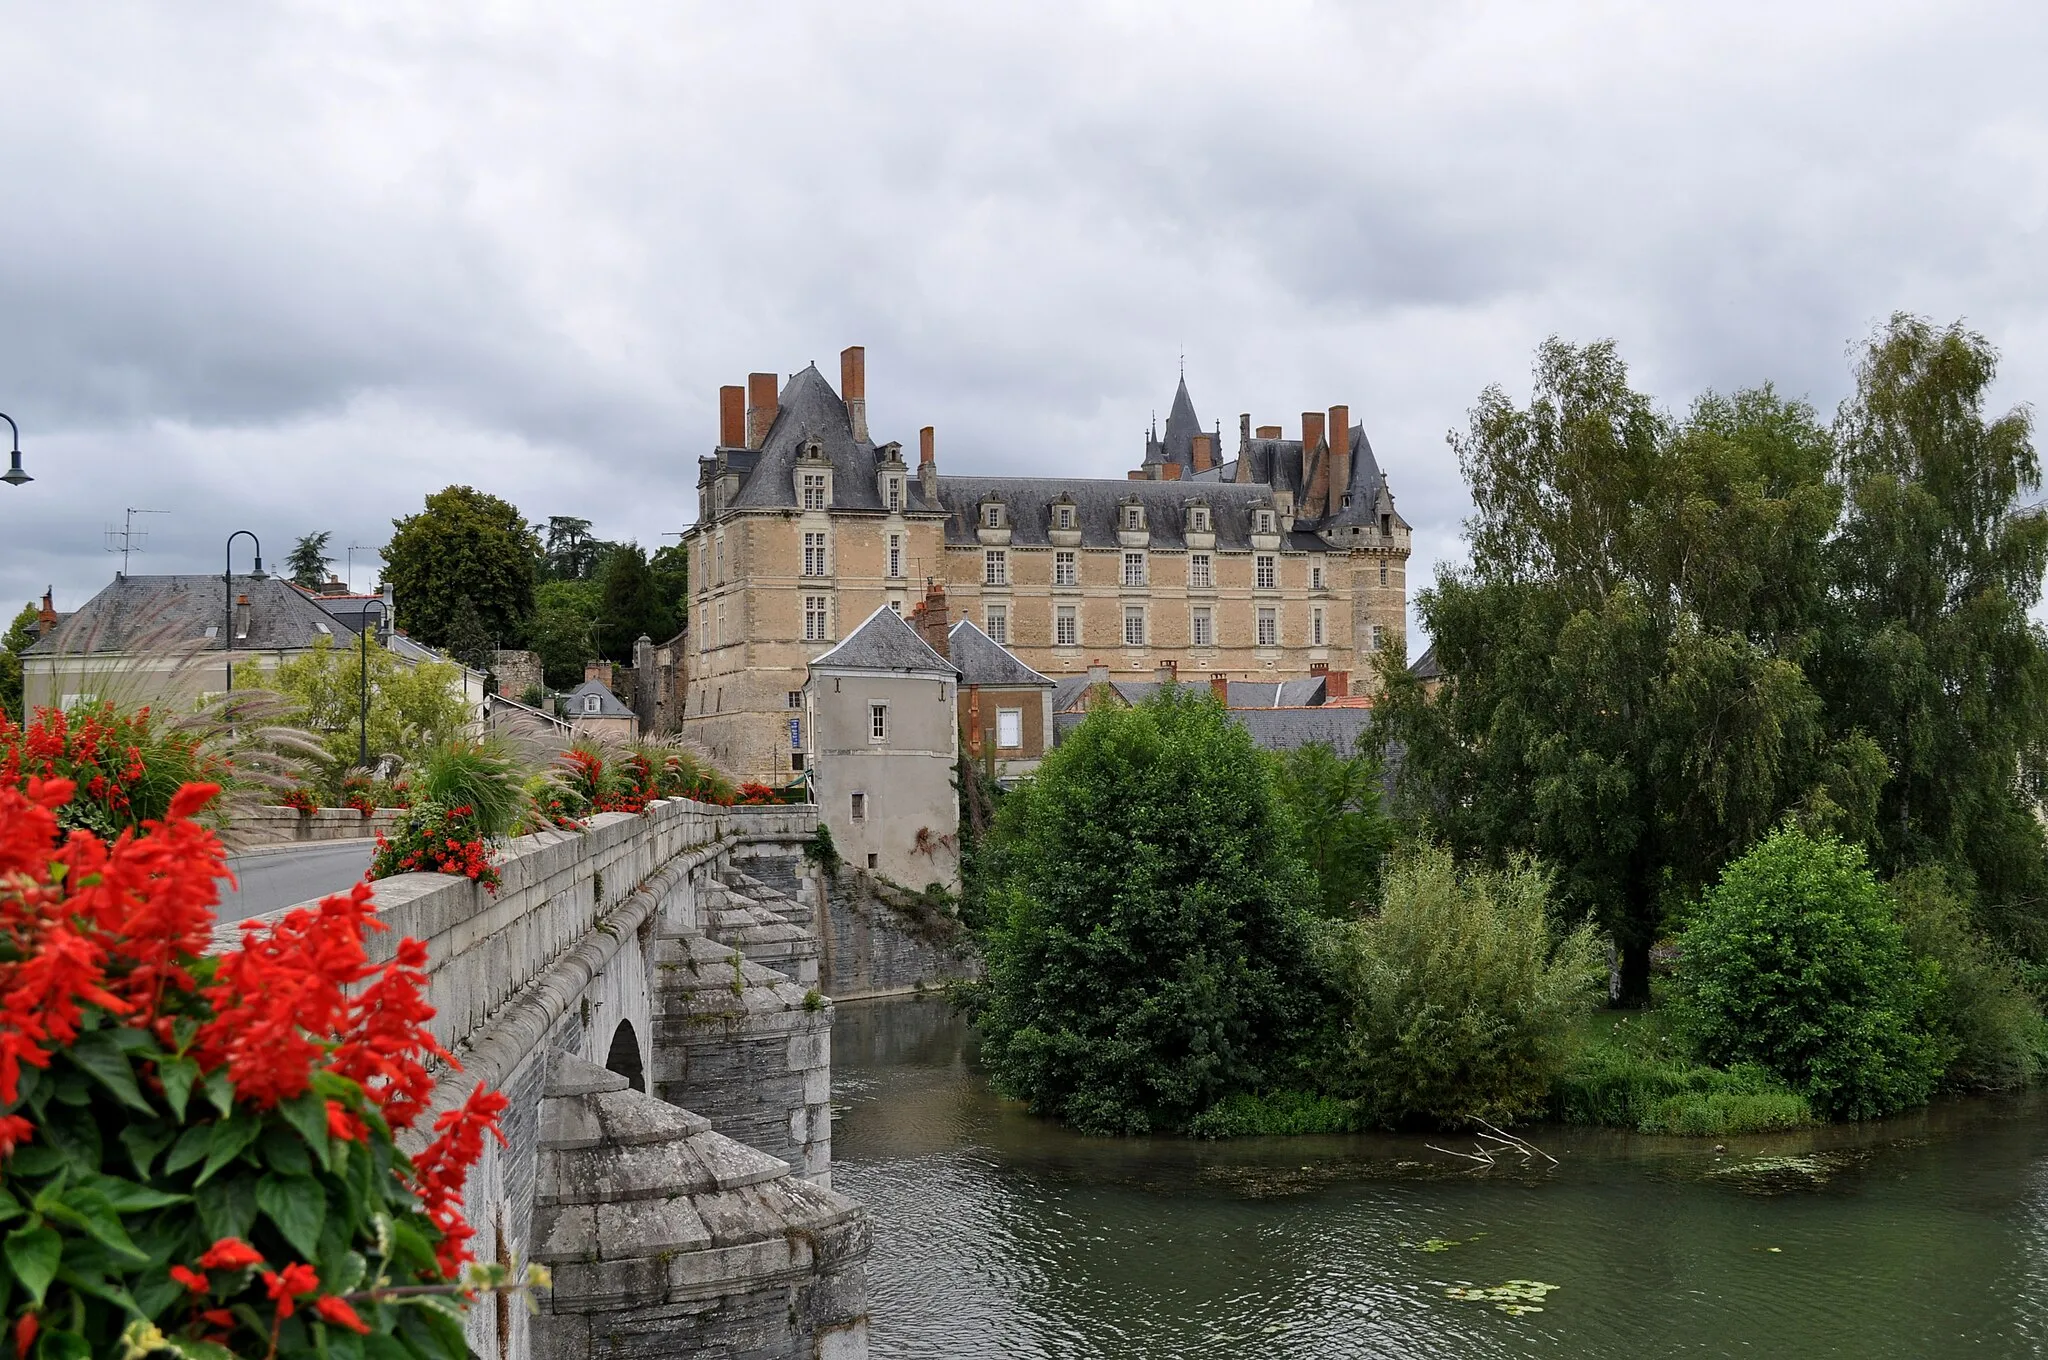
[
  {"x1": 0, "y1": 414, "x2": 27, "y2": 487},
  {"x1": 358, "y1": 599, "x2": 389, "y2": 768},
  {"x1": 223, "y1": 531, "x2": 266, "y2": 692}
]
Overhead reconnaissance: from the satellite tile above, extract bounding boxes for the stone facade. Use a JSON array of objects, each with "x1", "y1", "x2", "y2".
[{"x1": 680, "y1": 346, "x2": 1411, "y2": 784}]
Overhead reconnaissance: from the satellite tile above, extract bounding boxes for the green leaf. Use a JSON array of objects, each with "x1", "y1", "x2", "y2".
[
  {"x1": 163, "y1": 1124, "x2": 213, "y2": 1176},
  {"x1": 329, "y1": 1249, "x2": 367, "y2": 1295},
  {"x1": 202, "y1": 1066, "x2": 235, "y2": 1118},
  {"x1": 4, "y1": 1224, "x2": 60, "y2": 1305},
  {"x1": 0, "y1": 1188, "x2": 21, "y2": 1224},
  {"x1": 36, "y1": 1186, "x2": 147, "y2": 1262},
  {"x1": 256, "y1": 1173, "x2": 327, "y2": 1262},
  {"x1": 4, "y1": 1145, "x2": 62, "y2": 1177},
  {"x1": 195, "y1": 1175, "x2": 257, "y2": 1246},
  {"x1": 165, "y1": 1341, "x2": 238, "y2": 1360},
  {"x1": 158, "y1": 1057, "x2": 201, "y2": 1122},
  {"x1": 260, "y1": 1126, "x2": 312, "y2": 1178},
  {"x1": 118, "y1": 1124, "x2": 177, "y2": 1180},
  {"x1": 278, "y1": 1089, "x2": 332, "y2": 1172},
  {"x1": 33, "y1": 1327, "x2": 90, "y2": 1359},
  {"x1": 82, "y1": 1172, "x2": 187, "y2": 1214},
  {"x1": 65, "y1": 1030, "x2": 154, "y2": 1114},
  {"x1": 196, "y1": 1113, "x2": 262, "y2": 1187}
]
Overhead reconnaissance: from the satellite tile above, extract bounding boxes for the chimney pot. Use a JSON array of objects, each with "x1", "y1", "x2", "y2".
[
  {"x1": 586, "y1": 659, "x2": 614, "y2": 687},
  {"x1": 918, "y1": 425, "x2": 939, "y2": 501},
  {"x1": 1256, "y1": 425, "x2": 1282, "y2": 439},
  {"x1": 841, "y1": 346, "x2": 869, "y2": 442},
  {"x1": 719, "y1": 385, "x2": 746, "y2": 446},
  {"x1": 1191, "y1": 433, "x2": 1214, "y2": 474},
  {"x1": 37, "y1": 588, "x2": 56, "y2": 636},
  {"x1": 746, "y1": 372, "x2": 778, "y2": 449},
  {"x1": 1329, "y1": 405, "x2": 1352, "y2": 507},
  {"x1": 1324, "y1": 669, "x2": 1350, "y2": 700},
  {"x1": 1209, "y1": 671, "x2": 1230, "y2": 706}
]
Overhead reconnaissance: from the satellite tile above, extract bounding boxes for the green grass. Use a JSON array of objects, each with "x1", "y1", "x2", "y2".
[
  {"x1": 1183, "y1": 1090, "x2": 1362, "y2": 1139},
  {"x1": 1549, "y1": 1008, "x2": 1812, "y2": 1136}
]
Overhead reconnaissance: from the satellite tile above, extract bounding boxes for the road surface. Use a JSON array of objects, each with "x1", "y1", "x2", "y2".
[{"x1": 217, "y1": 840, "x2": 377, "y2": 923}]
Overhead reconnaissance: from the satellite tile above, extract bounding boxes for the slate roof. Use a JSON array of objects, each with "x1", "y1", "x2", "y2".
[
  {"x1": 947, "y1": 619, "x2": 1053, "y2": 689},
  {"x1": 725, "y1": 365, "x2": 937, "y2": 515},
  {"x1": 565, "y1": 680, "x2": 635, "y2": 717},
  {"x1": 1048, "y1": 675, "x2": 1329, "y2": 714},
  {"x1": 26, "y1": 574, "x2": 350, "y2": 656},
  {"x1": 1051, "y1": 703, "x2": 1372, "y2": 753},
  {"x1": 933, "y1": 476, "x2": 1324, "y2": 552},
  {"x1": 310, "y1": 593, "x2": 388, "y2": 638},
  {"x1": 809, "y1": 605, "x2": 958, "y2": 676},
  {"x1": 1410, "y1": 644, "x2": 1440, "y2": 681}
]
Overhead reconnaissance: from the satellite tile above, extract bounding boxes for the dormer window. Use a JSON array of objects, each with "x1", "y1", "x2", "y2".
[
  {"x1": 1124, "y1": 506, "x2": 1143, "y2": 530},
  {"x1": 801, "y1": 472, "x2": 827, "y2": 511},
  {"x1": 584, "y1": 694, "x2": 601, "y2": 715},
  {"x1": 886, "y1": 477, "x2": 902, "y2": 510},
  {"x1": 1190, "y1": 507, "x2": 1210, "y2": 532},
  {"x1": 1056, "y1": 504, "x2": 1075, "y2": 530},
  {"x1": 1381, "y1": 513, "x2": 1392, "y2": 536},
  {"x1": 1256, "y1": 510, "x2": 1275, "y2": 534}
]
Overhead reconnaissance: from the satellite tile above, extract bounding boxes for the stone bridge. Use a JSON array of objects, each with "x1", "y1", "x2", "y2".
[{"x1": 218, "y1": 797, "x2": 948, "y2": 1359}]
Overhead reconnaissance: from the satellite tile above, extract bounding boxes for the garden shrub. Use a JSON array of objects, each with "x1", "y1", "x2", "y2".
[
  {"x1": 1673, "y1": 827, "x2": 1946, "y2": 1120},
  {"x1": 370, "y1": 802, "x2": 502, "y2": 894},
  {"x1": 1, "y1": 702, "x2": 224, "y2": 838},
  {"x1": 0, "y1": 775, "x2": 515, "y2": 1357},
  {"x1": 1183, "y1": 1089, "x2": 1361, "y2": 1139},
  {"x1": 976, "y1": 688, "x2": 1327, "y2": 1135},
  {"x1": 1891, "y1": 866, "x2": 2047, "y2": 1090},
  {"x1": 1336, "y1": 845, "x2": 1601, "y2": 1128},
  {"x1": 411, "y1": 738, "x2": 525, "y2": 839}
]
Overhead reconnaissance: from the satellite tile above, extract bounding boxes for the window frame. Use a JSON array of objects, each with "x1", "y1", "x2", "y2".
[
  {"x1": 888, "y1": 532, "x2": 903, "y2": 579},
  {"x1": 1191, "y1": 606, "x2": 1213, "y2": 648},
  {"x1": 801, "y1": 472, "x2": 828, "y2": 511},
  {"x1": 850, "y1": 791, "x2": 867, "y2": 821},
  {"x1": 1122, "y1": 551, "x2": 1146, "y2": 587},
  {"x1": 1123, "y1": 606, "x2": 1146, "y2": 648},
  {"x1": 985, "y1": 604, "x2": 1008, "y2": 645},
  {"x1": 1255, "y1": 554, "x2": 1276, "y2": 590},
  {"x1": 996, "y1": 708, "x2": 1023, "y2": 750},
  {"x1": 1189, "y1": 553, "x2": 1212, "y2": 588},
  {"x1": 1054, "y1": 550, "x2": 1077, "y2": 586},
  {"x1": 803, "y1": 594, "x2": 829, "y2": 642},
  {"x1": 1055, "y1": 603, "x2": 1078, "y2": 647},
  {"x1": 1257, "y1": 606, "x2": 1278, "y2": 648},
  {"x1": 869, "y1": 702, "x2": 889, "y2": 742},
  {"x1": 802, "y1": 530, "x2": 828, "y2": 577}
]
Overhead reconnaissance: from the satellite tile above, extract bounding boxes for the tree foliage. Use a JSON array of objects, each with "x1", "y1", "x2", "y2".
[
  {"x1": 976, "y1": 689, "x2": 1326, "y2": 1134},
  {"x1": 0, "y1": 602, "x2": 36, "y2": 724},
  {"x1": 528, "y1": 580, "x2": 601, "y2": 691},
  {"x1": 284, "y1": 532, "x2": 334, "y2": 591},
  {"x1": 263, "y1": 636, "x2": 469, "y2": 780},
  {"x1": 1270, "y1": 740, "x2": 1396, "y2": 916},
  {"x1": 595, "y1": 543, "x2": 675, "y2": 661},
  {"x1": 1674, "y1": 827, "x2": 1945, "y2": 1120},
  {"x1": 384, "y1": 487, "x2": 538, "y2": 652}
]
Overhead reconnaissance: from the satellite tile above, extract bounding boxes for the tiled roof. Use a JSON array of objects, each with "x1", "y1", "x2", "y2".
[
  {"x1": 932, "y1": 476, "x2": 1323, "y2": 552},
  {"x1": 1049, "y1": 675, "x2": 1328, "y2": 714},
  {"x1": 26, "y1": 574, "x2": 350, "y2": 656},
  {"x1": 947, "y1": 619, "x2": 1053, "y2": 689},
  {"x1": 565, "y1": 680, "x2": 635, "y2": 717},
  {"x1": 725, "y1": 365, "x2": 936, "y2": 515},
  {"x1": 1410, "y1": 644, "x2": 1440, "y2": 681},
  {"x1": 1050, "y1": 702, "x2": 1372, "y2": 753},
  {"x1": 810, "y1": 605, "x2": 958, "y2": 676}
]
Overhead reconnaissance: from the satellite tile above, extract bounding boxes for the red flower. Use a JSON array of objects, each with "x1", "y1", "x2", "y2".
[
  {"x1": 262, "y1": 1262, "x2": 319, "y2": 1318},
  {"x1": 198, "y1": 1237, "x2": 265, "y2": 1271},
  {"x1": 412, "y1": 1083, "x2": 510, "y2": 1275},
  {"x1": 315, "y1": 1295, "x2": 372, "y2": 1334},
  {"x1": 326, "y1": 1098, "x2": 367, "y2": 1143},
  {"x1": 170, "y1": 1264, "x2": 210, "y2": 1293},
  {"x1": 0, "y1": 1114, "x2": 33, "y2": 1157},
  {"x1": 15, "y1": 1312, "x2": 36, "y2": 1355}
]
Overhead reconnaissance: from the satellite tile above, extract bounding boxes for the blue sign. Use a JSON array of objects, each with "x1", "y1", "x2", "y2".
[{"x1": 789, "y1": 717, "x2": 802, "y2": 750}]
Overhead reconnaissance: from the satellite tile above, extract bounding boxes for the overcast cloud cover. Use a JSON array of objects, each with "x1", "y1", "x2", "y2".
[{"x1": 2, "y1": 1, "x2": 2045, "y2": 640}]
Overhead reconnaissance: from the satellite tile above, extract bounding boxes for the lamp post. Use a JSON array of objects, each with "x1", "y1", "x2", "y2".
[
  {"x1": 0, "y1": 414, "x2": 27, "y2": 487},
  {"x1": 358, "y1": 598, "x2": 388, "y2": 768},
  {"x1": 223, "y1": 531, "x2": 266, "y2": 692}
]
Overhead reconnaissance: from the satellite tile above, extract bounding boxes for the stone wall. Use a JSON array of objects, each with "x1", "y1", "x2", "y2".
[{"x1": 230, "y1": 804, "x2": 403, "y2": 848}]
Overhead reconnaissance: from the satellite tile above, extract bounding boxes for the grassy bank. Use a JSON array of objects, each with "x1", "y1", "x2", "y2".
[{"x1": 1548, "y1": 1009, "x2": 1812, "y2": 1136}]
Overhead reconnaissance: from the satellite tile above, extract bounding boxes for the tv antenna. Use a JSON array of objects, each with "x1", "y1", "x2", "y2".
[
  {"x1": 347, "y1": 542, "x2": 385, "y2": 593},
  {"x1": 104, "y1": 508, "x2": 168, "y2": 575}
]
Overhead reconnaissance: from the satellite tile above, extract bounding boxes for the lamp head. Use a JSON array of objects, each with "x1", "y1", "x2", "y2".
[
  {"x1": 249, "y1": 555, "x2": 267, "y2": 582},
  {"x1": 1, "y1": 450, "x2": 29, "y2": 487}
]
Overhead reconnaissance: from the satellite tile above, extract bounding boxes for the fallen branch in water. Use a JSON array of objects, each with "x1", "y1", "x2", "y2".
[{"x1": 1426, "y1": 1120, "x2": 1557, "y2": 1170}]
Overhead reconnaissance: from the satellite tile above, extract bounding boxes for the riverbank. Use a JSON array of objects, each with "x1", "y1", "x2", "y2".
[{"x1": 833, "y1": 993, "x2": 2048, "y2": 1359}]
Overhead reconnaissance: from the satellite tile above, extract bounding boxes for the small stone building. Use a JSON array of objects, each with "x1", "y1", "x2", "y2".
[
  {"x1": 565, "y1": 676, "x2": 638, "y2": 743},
  {"x1": 804, "y1": 605, "x2": 961, "y2": 891},
  {"x1": 941, "y1": 614, "x2": 1055, "y2": 783}
]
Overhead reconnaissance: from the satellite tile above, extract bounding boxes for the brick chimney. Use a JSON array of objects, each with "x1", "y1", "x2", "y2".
[
  {"x1": 746, "y1": 372, "x2": 778, "y2": 449},
  {"x1": 919, "y1": 425, "x2": 938, "y2": 502},
  {"x1": 1209, "y1": 671, "x2": 1230, "y2": 706},
  {"x1": 1328, "y1": 405, "x2": 1352, "y2": 509},
  {"x1": 586, "y1": 659, "x2": 614, "y2": 688},
  {"x1": 841, "y1": 346, "x2": 868, "y2": 442},
  {"x1": 37, "y1": 588, "x2": 56, "y2": 637},
  {"x1": 233, "y1": 593, "x2": 252, "y2": 641},
  {"x1": 910, "y1": 580, "x2": 950, "y2": 657},
  {"x1": 1256, "y1": 425, "x2": 1282, "y2": 439},
  {"x1": 965, "y1": 685, "x2": 982, "y2": 756},
  {"x1": 1324, "y1": 669, "x2": 1349, "y2": 700},
  {"x1": 1160, "y1": 462, "x2": 1183, "y2": 481},
  {"x1": 719, "y1": 384, "x2": 746, "y2": 447},
  {"x1": 1191, "y1": 432, "x2": 1214, "y2": 474}
]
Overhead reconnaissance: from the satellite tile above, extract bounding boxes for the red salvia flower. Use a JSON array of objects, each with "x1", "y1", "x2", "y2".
[
  {"x1": 314, "y1": 1295, "x2": 372, "y2": 1334},
  {"x1": 198, "y1": 1238, "x2": 265, "y2": 1271},
  {"x1": 169, "y1": 1265, "x2": 209, "y2": 1294}
]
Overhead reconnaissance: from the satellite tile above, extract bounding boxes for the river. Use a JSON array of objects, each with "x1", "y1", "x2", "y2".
[{"x1": 830, "y1": 994, "x2": 2048, "y2": 1359}]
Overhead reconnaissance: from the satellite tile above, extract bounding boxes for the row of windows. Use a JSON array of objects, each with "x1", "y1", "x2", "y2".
[
  {"x1": 979, "y1": 602, "x2": 1380, "y2": 651},
  {"x1": 986, "y1": 503, "x2": 1261, "y2": 534},
  {"x1": 987, "y1": 548, "x2": 1332, "y2": 590}
]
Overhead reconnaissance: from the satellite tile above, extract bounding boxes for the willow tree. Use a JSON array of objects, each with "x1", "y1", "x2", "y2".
[{"x1": 1375, "y1": 339, "x2": 1880, "y2": 1005}]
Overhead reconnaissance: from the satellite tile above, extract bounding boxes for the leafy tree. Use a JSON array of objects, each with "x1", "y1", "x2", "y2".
[
  {"x1": 263, "y1": 635, "x2": 470, "y2": 783},
  {"x1": 1271, "y1": 740, "x2": 1396, "y2": 916},
  {"x1": 649, "y1": 541, "x2": 690, "y2": 635},
  {"x1": 384, "y1": 486, "x2": 539, "y2": 651},
  {"x1": 529, "y1": 579, "x2": 601, "y2": 689},
  {"x1": 976, "y1": 688, "x2": 1326, "y2": 1134},
  {"x1": 1375, "y1": 340, "x2": 1880, "y2": 1004},
  {"x1": 538, "y1": 515, "x2": 616, "y2": 581},
  {"x1": 285, "y1": 530, "x2": 335, "y2": 590},
  {"x1": 0, "y1": 601, "x2": 36, "y2": 723},
  {"x1": 1335, "y1": 845, "x2": 1600, "y2": 1127},
  {"x1": 595, "y1": 543, "x2": 675, "y2": 660},
  {"x1": 1890, "y1": 866, "x2": 2046, "y2": 1091},
  {"x1": 1673, "y1": 826, "x2": 1945, "y2": 1120},
  {"x1": 444, "y1": 594, "x2": 496, "y2": 675},
  {"x1": 1818, "y1": 315, "x2": 2048, "y2": 949}
]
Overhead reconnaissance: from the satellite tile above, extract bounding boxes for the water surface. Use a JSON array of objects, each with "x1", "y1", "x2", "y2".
[{"x1": 831, "y1": 995, "x2": 2048, "y2": 1359}]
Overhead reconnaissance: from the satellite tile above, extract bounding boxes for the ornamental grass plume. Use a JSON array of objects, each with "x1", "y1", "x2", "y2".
[{"x1": 0, "y1": 773, "x2": 515, "y2": 1358}]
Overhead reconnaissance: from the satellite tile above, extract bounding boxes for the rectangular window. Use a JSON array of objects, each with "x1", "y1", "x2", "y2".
[
  {"x1": 886, "y1": 478, "x2": 901, "y2": 511},
  {"x1": 997, "y1": 708, "x2": 1023, "y2": 749},
  {"x1": 1257, "y1": 607, "x2": 1278, "y2": 648},
  {"x1": 1191, "y1": 607, "x2": 1213, "y2": 648},
  {"x1": 1311, "y1": 563, "x2": 1324, "y2": 590},
  {"x1": 850, "y1": 791, "x2": 866, "y2": 820},
  {"x1": 801, "y1": 473, "x2": 827, "y2": 511},
  {"x1": 888, "y1": 599, "x2": 902, "y2": 615},
  {"x1": 1255, "y1": 555, "x2": 1276, "y2": 590},
  {"x1": 1380, "y1": 560, "x2": 1388, "y2": 586},
  {"x1": 804, "y1": 595, "x2": 829, "y2": 642},
  {"x1": 791, "y1": 751, "x2": 805, "y2": 772},
  {"x1": 1125, "y1": 506, "x2": 1142, "y2": 530},
  {"x1": 1257, "y1": 511, "x2": 1274, "y2": 534},
  {"x1": 1054, "y1": 550, "x2": 1077, "y2": 586},
  {"x1": 1056, "y1": 505, "x2": 1074, "y2": 529},
  {"x1": 1055, "y1": 604, "x2": 1078, "y2": 647},
  {"x1": 1370, "y1": 624, "x2": 1385, "y2": 651},
  {"x1": 870, "y1": 703, "x2": 888, "y2": 741},
  {"x1": 1123, "y1": 552, "x2": 1146, "y2": 587},
  {"x1": 715, "y1": 603, "x2": 725, "y2": 647},
  {"x1": 985, "y1": 505, "x2": 1002, "y2": 528},
  {"x1": 787, "y1": 690, "x2": 803, "y2": 709},
  {"x1": 888, "y1": 533, "x2": 903, "y2": 578},
  {"x1": 985, "y1": 549, "x2": 1007, "y2": 586},
  {"x1": 1312, "y1": 607, "x2": 1325, "y2": 646},
  {"x1": 803, "y1": 531, "x2": 827, "y2": 577},
  {"x1": 986, "y1": 605, "x2": 1008, "y2": 645},
  {"x1": 1123, "y1": 607, "x2": 1145, "y2": 647},
  {"x1": 714, "y1": 534, "x2": 724, "y2": 583},
  {"x1": 1189, "y1": 553, "x2": 1212, "y2": 588},
  {"x1": 1192, "y1": 507, "x2": 1210, "y2": 531}
]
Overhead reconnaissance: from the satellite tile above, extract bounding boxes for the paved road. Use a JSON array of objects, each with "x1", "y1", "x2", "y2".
[{"x1": 217, "y1": 840, "x2": 377, "y2": 923}]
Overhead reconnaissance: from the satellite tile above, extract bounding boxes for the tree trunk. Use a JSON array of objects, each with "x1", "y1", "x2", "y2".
[{"x1": 1614, "y1": 937, "x2": 1653, "y2": 1008}]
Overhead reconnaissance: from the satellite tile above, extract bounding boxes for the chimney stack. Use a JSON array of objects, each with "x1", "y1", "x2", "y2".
[
  {"x1": 911, "y1": 580, "x2": 950, "y2": 657},
  {"x1": 1256, "y1": 425, "x2": 1282, "y2": 439},
  {"x1": 1191, "y1": 433, "x2": 1214, "y2": 474},
  {"x1": 919, "y1": 425, "x2": 938, "y2": 502},
  {"x1": 841, "y1": 346, "x2": 868, "y2": 442},
  {"x1": 965, "y1": 686, "x2": 982, "y2": 756},
  {"x1": 1324, "y1": 669, "x2": 1349, "y2": 700},
  {"x1": 746, "y1": 372, "x2": 778, "y2": 449},
  {"x1": 37, "y1": 588, "x2": 56, "y2": 637},
  {"x1": 1302, "y1": 411, "x2": 1326, "y2": 453},
  {"x1": 1209, "y1": 671, "x2": 1230, "y2": 706},
  {"x1": 1161, "y1": 462, "x2": 1183, "y2": 481},
  {"x1": 1328, "y1": 405, "x2": 1352, "y2": 508},
  {"x1": 719, "y1": 385, "x2": 746, "y2": 447},
  {"x1": 586, "y1": 659, "x2": 614, "y2": 688},
  {"x1": 234, "y1": 593, "x2": 252, "y2": 641}
]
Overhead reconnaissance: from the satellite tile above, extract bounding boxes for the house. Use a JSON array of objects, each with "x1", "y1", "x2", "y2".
[
  {"x1": 681, "y1": 345, "x2": 1411, "y2": 783},
  {"x1": 901, "y1": 586, "x2": 1054, "y2": 783},
  {"x1": 564, "y1": 667, "x2": 638, "y2": 743},
  {"x1": 1049, "y1": 663, "x2": 1374, "y2": 755},
  {"x1": 804, "y1": 604, "x2": 961, "y2": 891}
]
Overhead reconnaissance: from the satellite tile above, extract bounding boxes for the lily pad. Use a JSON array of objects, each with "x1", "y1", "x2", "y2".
[{"x1": 1446, "y1": 1279, "x2": 1560, "y2": 1314}]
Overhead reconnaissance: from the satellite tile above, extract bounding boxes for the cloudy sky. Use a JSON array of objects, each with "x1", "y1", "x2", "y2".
[{"x1": 2, "y1": 2, "x2": 2044, "y2": 638}]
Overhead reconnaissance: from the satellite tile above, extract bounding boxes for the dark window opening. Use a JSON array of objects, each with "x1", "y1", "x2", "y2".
[{"x1": 605, "y1": 1020, "x2": 646, "y2": 1093}]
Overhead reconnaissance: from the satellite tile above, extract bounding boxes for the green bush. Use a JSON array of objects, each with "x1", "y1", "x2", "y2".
[
  {"x1": 1549, "y1": 1015, "x2": 1812, "y2": 1134},
  {"x1": 1184, "y1": 1089, "x2": 1361, "y2": 1139},
  {"x1": 1647, "y1": 1086, "x2": 1812, "y2": 1136},
  {"x1": 1270, "y1": 740, "x2": 1396, "y2": 916},
  {"x1": 1335, "y1": 846, "x2": 1602, "y2": 1128},
  {"x1": 1891, "y1": 866, "x2": 2047, "y2": 1090},
  {"x1": 1673, "y1": 826, "x2": 1946, "y2": 1120},
  {"x1": 976, "y1": 687, "x2": 1327, "y2": 1135}
]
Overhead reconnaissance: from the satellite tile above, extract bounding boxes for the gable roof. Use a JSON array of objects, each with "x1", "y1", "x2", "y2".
[
  {"x1": 947, "y1": 618, "x2": 1053, "y2": 689},
  {"x1": 26, "y1": 574, "x2": 350, "y2": 657},
  {"x1": 1410, "y1": 644, "x2": 1440, "y2": 681},
  {"x1": 726, "y1": 365, "x2": 935, "y2": 515},
  {"x1": 810, "y1": 605, "x2": 958, "y2": 676},
  {"x1": 565, "y1": 679, "x2": 635, "y2": 717}
]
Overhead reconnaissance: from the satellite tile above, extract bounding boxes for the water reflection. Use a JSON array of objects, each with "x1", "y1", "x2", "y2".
[{"x1": 833, "y1": 995, "x2": 2048, "y2": 1359}]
